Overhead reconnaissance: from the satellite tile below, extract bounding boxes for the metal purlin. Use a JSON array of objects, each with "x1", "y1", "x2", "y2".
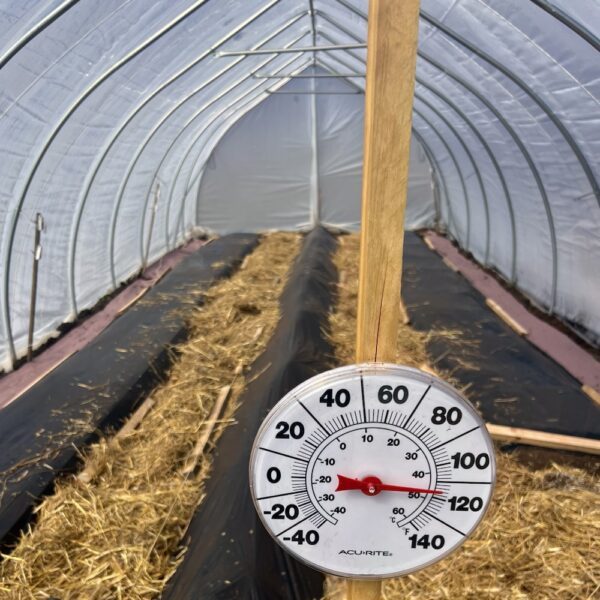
[
  {"x1": 415, "y1": 75, "x2": 518, "y2": 283},
  {"x1": 410, "y1": 128, "x2": 452, "y2": 234},
  {"x1": 158, "y1": 52, "x2": 312, "y2": 254},
  {"x1": 143, "y1": 41, "x2": 309, "y2": 260},
  {"x1": 313, "y1": 14, "x2": 471, "y2": 246},
  {"x1": 325, "y1": 0, "x2": 558, "y2": 309},
  {"x1": 311, "y1": 48, "x2": 460, "y2": 241},
  {"x1": 107, "y1": 32, "x2": 310, "y2": 289},
  {"x1": 414, "y1": 93, "x2": 490, "y2": 265},
  {"x1": 315, "y1": 28, "x2": 474, "y2": 245},
  {"x1": 419, "y1": 50, "x2": 558, "y2": 309},
  {"x1": 68, "y1": 1, "x2": 286, "y2": 314},
  {"x1": 330, "y1": 0, "x2": 599, "y2": 209},
  {"x1": 308, "y1": 0, "x2": 320, "y2": 228},
  {"x1": 527, "y1": 0, "x2": 600, "y2": 52},
  {"x1": 413, "y1": 108, "x2": 471, "y2": 248},
  {"x1": 161, "y1": 44, "x2": 315, "y2": 251},
  {"x1": 169, "y1": 59, "x2": 315, "y2": 248},
  {"x1": 1, "y1": 0, "x2": 215, "y2": 366},
  {"x1": 0, "y1": 0, "x2": 82, "y2": 69},
  {"x1": 420, "y1": 10, "x2": 600, "y2": 209}
]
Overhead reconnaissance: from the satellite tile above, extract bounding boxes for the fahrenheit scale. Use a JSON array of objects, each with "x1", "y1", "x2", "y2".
[{"x1": 249, "y1": 364, "x2": 496, "y2": 578}]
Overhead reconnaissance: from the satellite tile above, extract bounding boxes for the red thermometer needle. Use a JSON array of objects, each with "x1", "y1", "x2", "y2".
[{"x1": 336, "y1": 474, "x2": 442, "y2": 496}]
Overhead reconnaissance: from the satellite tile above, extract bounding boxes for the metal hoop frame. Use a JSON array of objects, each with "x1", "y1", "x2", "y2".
[
  {"x1": 68, "y1": 1, "x2": 284, "y2": 313},
  {"x1": 3, "y1": 0, "x2": 595, "y2": 363}
]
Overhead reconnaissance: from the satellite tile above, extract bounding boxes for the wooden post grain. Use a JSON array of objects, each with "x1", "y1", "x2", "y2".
[
  {"x1": 356, "y1": 0, "x2": 421, "y2": 365},
  {"x1": 352, "y1": 0, "x2": 421, "y2": 597}
]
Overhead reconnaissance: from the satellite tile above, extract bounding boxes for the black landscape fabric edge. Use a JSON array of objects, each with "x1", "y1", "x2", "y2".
[
  {"x1": 0, "y1": 234, "x2": 259, "y2": 546},
  {"x1": 162, "y1": 226, "x2": 338, "y2": 600},
  {"x1": 402, "y1": 232, "x2": 600, "y2": 440}
]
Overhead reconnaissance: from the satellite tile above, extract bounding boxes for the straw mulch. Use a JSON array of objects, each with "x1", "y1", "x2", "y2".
[
  {"x1": 0, "y1": 233, "x2": 301, "y2": 599},
  {"x1": 325, "y1": 233, "x2": 600, "y2": 600}
]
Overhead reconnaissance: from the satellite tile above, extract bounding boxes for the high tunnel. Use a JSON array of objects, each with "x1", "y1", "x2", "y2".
[{"x1": 0, "y1": 0, "x2": 599, "y2": 371}]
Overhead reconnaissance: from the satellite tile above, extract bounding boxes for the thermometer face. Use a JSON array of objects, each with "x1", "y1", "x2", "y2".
[{"x1": 249, "y1": 364, "x2": 495, "y2": 578}]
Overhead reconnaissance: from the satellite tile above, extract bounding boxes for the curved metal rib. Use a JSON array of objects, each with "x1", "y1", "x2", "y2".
[
  {"x1": 411, "y1": 128, "x2": 454, "y2": 237},
  {"x1": 0, "y1": 0, "x2": 81, "y2": 69},
  {"x1": 420, "y1": 10, "x2": 600, "y2": 208},
  {"x1": 68, "y1": 1, "x2": 285, "y2": 313},
  {"x1": 415, "y1": 76, "x2": 517, "y2": 282},
  {"x1": 419, "y1": 50, "x2": 558, "y2": 309},
  {"x1": 159, "y1": 55, "x2": 311, "y2": 254},
  {"x1": 415, "y1": 93, "x2": 490, "y2": 265},
  {"x1": 1, "y1": 0, "x2": 214, "y2": 365},
  {"x1": 413, "y1": 108, "x2": 471, "y2": 248},
  {"x1": 527, "y1": 0, "x2": 600, "y2": 51}
]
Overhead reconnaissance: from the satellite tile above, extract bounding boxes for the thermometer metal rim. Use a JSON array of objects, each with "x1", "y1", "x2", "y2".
[{"x1": 249, "y1": 362, "x2": 496, "y2": 579}]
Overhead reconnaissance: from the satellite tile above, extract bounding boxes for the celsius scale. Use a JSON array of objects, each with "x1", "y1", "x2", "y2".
[{"x1": 249, "y1": 363, "x2": 495, "y2": 579}]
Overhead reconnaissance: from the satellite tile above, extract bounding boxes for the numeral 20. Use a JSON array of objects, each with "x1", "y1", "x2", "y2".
[{"x1": 275, "y1": 421, "x2": 304, "y2": 439}]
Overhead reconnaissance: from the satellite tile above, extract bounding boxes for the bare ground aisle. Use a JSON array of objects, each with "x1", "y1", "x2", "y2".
[
  {"x1": 0, "y1": 233, "x2": 301, "y2": 599},
  {"x1": 324, "y1": 234, "x2": 600, "y2": 600}
]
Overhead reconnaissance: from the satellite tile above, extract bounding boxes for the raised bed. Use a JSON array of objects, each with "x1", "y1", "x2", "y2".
[{"x1": 0, "y1": 234, "x2": 258, "y2": 546}]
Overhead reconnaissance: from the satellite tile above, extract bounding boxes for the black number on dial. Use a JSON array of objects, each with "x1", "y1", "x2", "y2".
[
  {"x1": 320, "y1": 388, "x2": 351, "y2": 407},
  {"x1": 271, "y1": 504, "x2": 300, "y2": 519},
  {"x1": 275, "y1": 421, "x2": 304, "y2": 439},
  {"x1": 451, "y1": 452, "x2": 490, "y2": 469},
  {"x1": 291, "y1": 530, "x2": 319, "y2": 545},
  {"x1": 378, "y1": 384, "x2": 409, "y2": 404},
  {"x1": 267, "y1": 467, "x2": 281, "y2": 483},
  {"x1": 449, "y1": 496, "x2": 483, "y2": 511},
  {"x1": 409, "y1": 534, "x2": 445, "y2": 549},
  {"x1": 431, "y1": 406, "x2": 462, "y2": 425}
]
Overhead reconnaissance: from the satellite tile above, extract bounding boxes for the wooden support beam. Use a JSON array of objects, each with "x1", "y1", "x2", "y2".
[
  {"x1": 353, "y1": 0, "x2": 421, "y2": 597},
  {"x1": 487, "y1": 423, "x2": 600, "y2": 455},
  {"x1": 356, "y1": 0, "x2": 421, "y2": 365},
  {"x1": 485, "y1": 298, "x2": 528, "y2": 336}
]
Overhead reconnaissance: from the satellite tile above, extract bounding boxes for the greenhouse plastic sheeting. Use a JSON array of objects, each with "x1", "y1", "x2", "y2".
[
  {"x1": 198, "y1": 67, "x2": 435, "y2": 233},
  {"x1": 0, "y1": 0, "x2": 599, "y2": 372}
]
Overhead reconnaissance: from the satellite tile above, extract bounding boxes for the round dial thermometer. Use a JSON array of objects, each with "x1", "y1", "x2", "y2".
[{"x1": 249, "y1": 364, "x2": 495, "y2": 578}]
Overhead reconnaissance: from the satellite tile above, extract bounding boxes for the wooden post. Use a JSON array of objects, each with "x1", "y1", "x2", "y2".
[{"x1": 352, "y1": 0, "x2": 421, "y2": 597}]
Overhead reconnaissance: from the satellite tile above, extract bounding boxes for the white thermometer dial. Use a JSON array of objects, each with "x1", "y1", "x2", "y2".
[{"x1": 249, "y1": 364, "x2": 495, "y2": 578}]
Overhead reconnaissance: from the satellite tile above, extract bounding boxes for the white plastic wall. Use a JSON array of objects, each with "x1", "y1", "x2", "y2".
[
  {"x1": 0, "y1": 0, "x2": 598, "y2": 371},
  {"x1": 197, "y1": 68, "x2": 435, "y2": 234}
]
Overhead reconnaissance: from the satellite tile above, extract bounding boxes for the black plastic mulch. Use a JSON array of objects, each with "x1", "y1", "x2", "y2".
[
  {"x1": 402, "y1": 232, "x2": 600, "y2": 440},
  {"x1": 0, "y1": 234, "x2": 259, "y2": 546},
  {"x1": 162, "y1": 227, "x2": 338, "y2": 600}
]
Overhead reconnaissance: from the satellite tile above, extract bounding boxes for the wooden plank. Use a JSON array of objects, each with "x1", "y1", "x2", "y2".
[
  {"x1": 348, "y1": 580, "x2": 383, "y2": 600},
  {"x1": 180, "y1": 385, "x2": 232, "y2": 475},
  {"x1": 353, "y1": 0, "x2": 421, "y2": 597},
  {"x1": 442, "y1": 256, "x2": 460, "y2": 273},
  {"x1": 582, "y1": 384, "x2": 600, "y2": 408},
  {"x1": 117, "y1": 286, "x2": 149, "y2": 315},
  {"x1": 486, "y1": 423, "x2": 600, "y2": 455},
  {"x1": 485, "y1": 298, "x2": 528, "y2": 336},
  {"x1": 356, "y1": 0, "x2": 421, "y2": 365},
  {"x1": 78, "y1": 397, "x2": 156, "y2": 484}
]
